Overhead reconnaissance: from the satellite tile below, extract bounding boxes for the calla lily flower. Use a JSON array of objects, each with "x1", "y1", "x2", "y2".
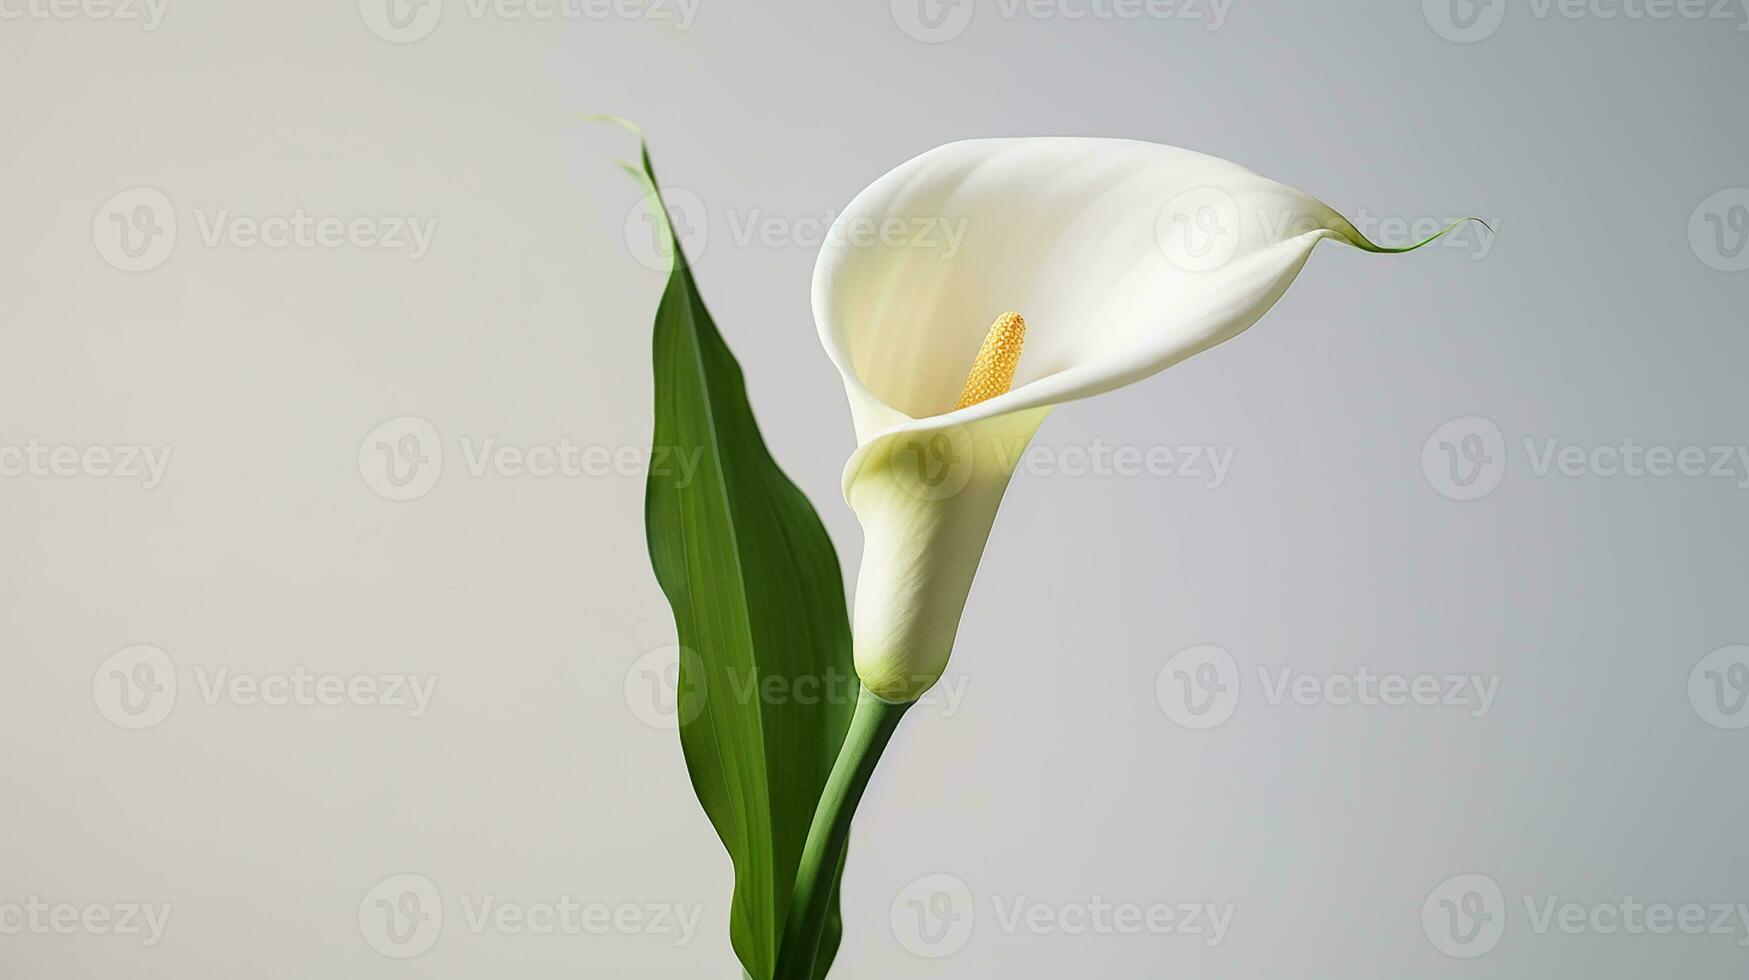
[{"x1": 814, "y1": 137, "x2": 1459, "y2": 703}]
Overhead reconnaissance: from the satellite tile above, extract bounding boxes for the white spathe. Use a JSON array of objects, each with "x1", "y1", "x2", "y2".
[{"x1": 813, "y1": 137, "x2": 1433, "y2": 703}]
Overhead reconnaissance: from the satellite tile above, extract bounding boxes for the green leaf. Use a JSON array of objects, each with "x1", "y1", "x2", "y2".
[{"x1": 621, "y1": 127, "x2": 857, "y2": 980}]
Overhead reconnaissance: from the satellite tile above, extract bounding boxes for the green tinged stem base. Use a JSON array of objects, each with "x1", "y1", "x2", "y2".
[{"x1": 772, "y1": 688, "x2": 910, "y2": 980}]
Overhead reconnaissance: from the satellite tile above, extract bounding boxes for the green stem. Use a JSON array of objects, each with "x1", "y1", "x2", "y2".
[{"x1": 772, "y1": 688, "x2": 910, "y2": 980}]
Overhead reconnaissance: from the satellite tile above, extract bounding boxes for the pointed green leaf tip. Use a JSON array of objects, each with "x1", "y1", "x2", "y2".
[
  {"x1": 611, "y1": 122, "x2": 858, "y2": 980},
  {"x1": 1332, "y1": 215, "x2": 1492, "y2": 254}
]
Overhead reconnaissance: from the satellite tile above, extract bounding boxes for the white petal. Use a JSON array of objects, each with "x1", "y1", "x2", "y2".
[
  {"x1": 842, "y1": 407, "x2": 1050, "y2": 702},
  {"x1": 814, "y1": 137, "x2": 1396, "y2": 442},
  {"x1": 814, "y1": 137, "x2": 1447, "y2": 701}
]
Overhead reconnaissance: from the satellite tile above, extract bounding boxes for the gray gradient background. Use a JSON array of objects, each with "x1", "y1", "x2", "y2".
[{"x1": 2, "y1": 1, "x2": 1745, "y2": 977}]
